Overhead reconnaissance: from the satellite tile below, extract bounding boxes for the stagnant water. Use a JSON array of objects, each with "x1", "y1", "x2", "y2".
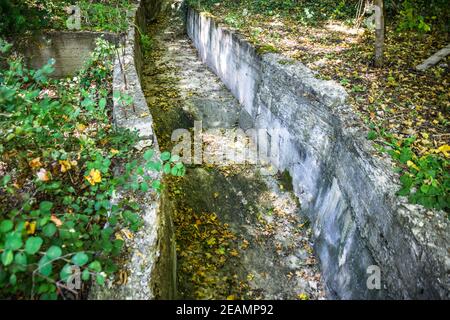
[{"x1": 141, "y1": 11, "x2": 324, "y2": 300}]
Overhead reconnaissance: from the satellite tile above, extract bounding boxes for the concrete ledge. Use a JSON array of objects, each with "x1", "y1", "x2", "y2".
[
  {"x1": 90, "y1": 0, "x2": 175, "y2": 300},
  {"x1": 185, "y1": 7, "x2": 449, "y2": 299}
]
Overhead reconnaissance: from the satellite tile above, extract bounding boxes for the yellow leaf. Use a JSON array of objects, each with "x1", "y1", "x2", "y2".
[
  {"x1": 115, "y1": 232, "x2": 124, "y2": 241},
  {"x1": 85, "y1": 169, "x2": 102, "y2": 186},
  {"x1": 406, "y1": 160, "x2": 420, "y2": 171},
  {"x1": 117, "y1": 270, "x2": 128, "y2": 285},
  {"x1": 297, "y1": 293, "x2": 309, "y2": 300},
  {"x1": 206, "y1": 237, "x2": 216, "y2": 246},
  {"x1": 226, "y1": 295, "x2": 235, "y2": 300},
  {"x1": 25, "y1": 221, "x2": 36, "y2": 235},
  {"x1": 437, "y1": 144, "x2": 450, "y2": 157},
  {"x1": 29, "y1": 157, "x2": 42, "y2": 169},
  {"x1": 59, "y1": 160, "x2": 72, "y2": 173},
  {"x1": 77, "y1": 123, "x2": 86, "y2": 132}
]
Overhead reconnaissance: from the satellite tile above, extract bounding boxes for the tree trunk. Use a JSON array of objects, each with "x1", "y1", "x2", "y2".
[{"x1": 374, "y1": 0, "x2": 385, "y2": 67}]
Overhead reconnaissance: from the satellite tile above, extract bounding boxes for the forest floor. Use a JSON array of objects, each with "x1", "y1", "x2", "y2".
[{"x1": 191, "y1": 0, "x2": 449, "y2": 213}]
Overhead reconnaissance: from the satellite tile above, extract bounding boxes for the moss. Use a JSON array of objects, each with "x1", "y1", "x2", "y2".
[
  {"x1": 278, "y1": 169, "x2": 294, "y2": 192},
  {"x1": 256, "y1": 44, "x2": 280, "y2": 55}
]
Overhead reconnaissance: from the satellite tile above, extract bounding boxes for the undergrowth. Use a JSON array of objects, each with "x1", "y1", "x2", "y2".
[{"x1": 0, "y1": 37, "x2": 184, "y2": 299}]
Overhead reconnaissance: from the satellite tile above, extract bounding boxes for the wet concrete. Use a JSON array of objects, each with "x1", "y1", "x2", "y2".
[{"x1": 141, "y1": 12, "x2": 323, "y2": 300}]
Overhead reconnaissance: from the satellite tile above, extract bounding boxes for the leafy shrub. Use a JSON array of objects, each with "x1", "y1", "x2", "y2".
[
  {"x1": 79, "y1": 0, "x2": 133, "y2": 32},
  {"x1": 369, "y1": 128, "x2": 449, "y2": 213},
  {"x1": 397, "y1": 0, "x2": 431, "y2": 32},
  {"x1": 0, "y1": 0, "x2": 134, "y2": 37},
  {"x1": 388, "y1": 138, "x2": 449, "y2": 212},
  {"x1": 0, "y1": 38, "x2": 184, "y2": 299},
  {"x1": 0, "y1": 0, "x2": 64, "y2": 35}
]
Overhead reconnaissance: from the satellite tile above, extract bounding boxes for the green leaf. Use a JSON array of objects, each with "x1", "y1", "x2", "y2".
[
  {"x1": 99, "y1": 98, "x2": 107, "y2": 109},
  {"x1": 39, "y1": 201, "x2": 53, "y2": 214},
  {"x1": 96, "y1": 274, "x2": 105, "y2": 285},
  {"x1": 72, "y1": 252, "x2": 89, "y2": 266},
  {"x1": 59, "y1": 264, "x2": 73, "y2": 281},
  {"x1": 25, "y1": 237, "x2": 43, "y2": 255},
  {"x1": 140, "y1": 182, "x2": 149, "y2": 192},
  {"x1": 38, "y1": 256, "x2": 53, "y2": 276},
  {"x1": 5, "y1": 232, "x2": 23, "y2": 250},
  {"x1": 2, "y1": 175, "x2": 11, "y2": 186},
  {"x1": 43, "y1": 223, "x2": 57, "y2": 237},
  {"x1": 82, "y1": 269, "x2": 90, "y2": 281},
  {"x1": 88, "y1": 260, "x2": 102, "y2": 272},
  {"x1": 0, "y1": 220, "x2": 13, "y2": 233},
  {"x1": 397, "y1": 187, "x2": 411, "y2": 196},
  {"x1": 9, "y1": 274, "x2": 17, "y2": 286},
  {"x1": 46, "y1": 246, "x2": 62, "y2": 260},
  {"x1": 143, "y1": 150, "x2": 154, "y2": 161},
  {"x1": 14, "y1": 252, "x2": 27, "y2": 266},
  {"x1": 399, "y1": 148, "x2": 413, "y2": 164},
  {"x1": 367, "y1": 130, "x2": 377, "y2": 140},
  {"x1": 160, "y1": 151, "x2": 171, "y2": 161},
  {"x1": 420, "y1": 184, "x2": 430, "y2": 194},
  {"x1": 163, "y1": 163, "x2": 171, "y2": 174},
  {"x1": 1, "y1": 249, "x2": 14, "y2": 266},
  {"x1": 152, "y1": 180, "x2": 161, "y2": 190}
]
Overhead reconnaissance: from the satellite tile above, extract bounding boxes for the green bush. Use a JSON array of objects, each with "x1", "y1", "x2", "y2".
[
  {"x1": 0, "y1": 0, "x2": 71, "y2": 36},
  {"x1": 369, "y1": 127, "x2": 449, "y2": 213},
  {"x1": 79, "y1": 0, "x2": 133, "y2": 32},
  {"x1": 394, "y1": 0, "x2": 450, "y2": 32},
  {"x1": 0, "y1": 38, "x2": 185, "y2": 299},
  {"x1": 0, "y1": 0, "x2": 134, "y2": 37},
  {"x1": 397, "y1": 0, "x2": 431, "y2": 32}
]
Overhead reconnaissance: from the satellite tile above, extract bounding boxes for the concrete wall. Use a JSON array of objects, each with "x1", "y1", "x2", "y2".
[
  {"x1": 186, "y1": 7, "x2": 449, "y2": 299},
  {"x1": 21, "y1": 32, "x2": 117, "y2": 78},
  {"x1": 19, "y1": 0, "x2": 163, "y2": 79}
]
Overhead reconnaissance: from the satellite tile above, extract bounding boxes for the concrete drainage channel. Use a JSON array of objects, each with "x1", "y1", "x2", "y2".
[
  {"x1": 141, "y1": 9, "x2": 324, "y2": 299},
  {"x1": 24, "y1": 0, "x2": 449, "y2": 299}
]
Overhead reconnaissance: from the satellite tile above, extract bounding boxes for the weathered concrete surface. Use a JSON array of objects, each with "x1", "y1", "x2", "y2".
[
  {"x1": 90, "y1": 0, "x2": 175, "y2": 300},
  {"x1": 186, "y1": 7, "x2": 450, "y2": 299},
  {"x1": 21, "y1": 31, "x2": 118, "y2": 78}
]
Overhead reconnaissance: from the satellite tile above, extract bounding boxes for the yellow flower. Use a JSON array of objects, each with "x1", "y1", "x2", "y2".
[
  {"x1": 59, "y1": 160, "x2": 72, "y2": 173},
  {"x1": 110, "y1": 149, "x2": 119, "y2": 155},
  {"x1": 85, "y1": 169, "x2": 102, "y2": 186}
]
